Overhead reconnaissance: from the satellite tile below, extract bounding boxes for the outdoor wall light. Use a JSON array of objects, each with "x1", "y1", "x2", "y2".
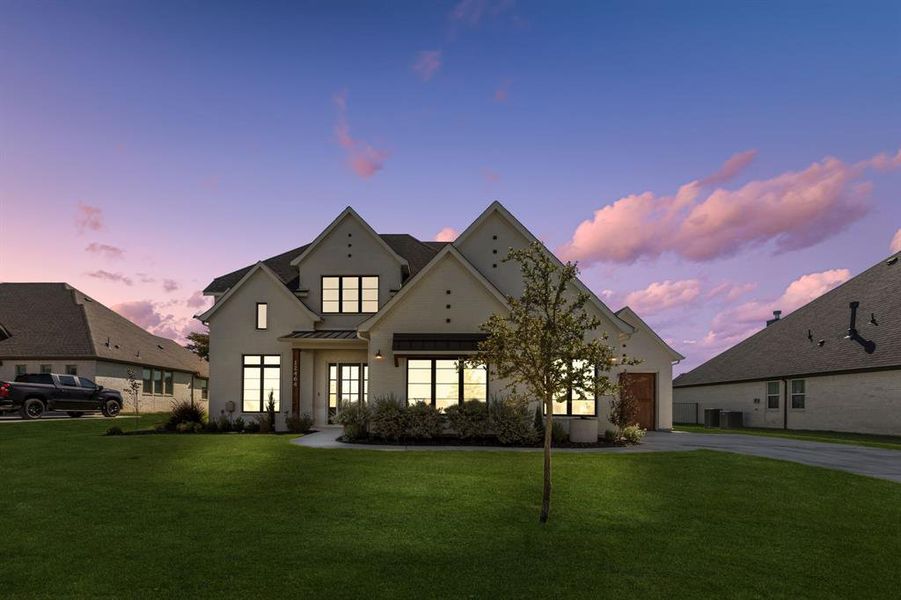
[{"x1": 375, "y1": 349, "x2": 383, "y2": 360}]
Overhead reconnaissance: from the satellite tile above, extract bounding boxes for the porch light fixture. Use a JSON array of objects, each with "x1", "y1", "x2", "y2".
[{"x1": 375, "y1": 349, "x2": 383, "y2": 360}]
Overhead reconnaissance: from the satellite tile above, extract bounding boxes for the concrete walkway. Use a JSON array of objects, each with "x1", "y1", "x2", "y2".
[{"x1": 292, "y1": 427, "x2": 901, "y2": 483}]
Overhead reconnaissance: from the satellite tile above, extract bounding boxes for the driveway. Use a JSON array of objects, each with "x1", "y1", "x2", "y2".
[{"x1": 293, "y1": 428, "x2": 901, "y2": 483}]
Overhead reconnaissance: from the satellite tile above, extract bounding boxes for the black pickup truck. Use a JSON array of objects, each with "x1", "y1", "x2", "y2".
[{"x1": 0, "y1": 373, "x2": 124, "y2": 419}]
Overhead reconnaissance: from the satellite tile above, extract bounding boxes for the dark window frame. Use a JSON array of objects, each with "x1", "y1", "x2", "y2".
[
  {"x1": 256, "y1": 302, "x2": 268, "y2": 330},
  {"x1": 241, "y1": 354, "x2": 281, "y2": 413},
  {"x1": 544, "y1": 362, "x2": 599, "y2": 417},
  {"x1": 327, "y1": 362, "x2": 368, "y2": 423},
  {"x1": 320, "y1": 275, "x2": 379, "y2": 314},
  {"x1": 65, "y1": 364, "x2": 78, "y2": 376},
  {"x1": 790, "y1": 379, "x2": 806, "y2": 409},
  {"x1": 404, "y1": 357, "x2": 489, "y2": 409},
  {"x1": 766, "y1": 380, "x2": 780, "y2": 409}
]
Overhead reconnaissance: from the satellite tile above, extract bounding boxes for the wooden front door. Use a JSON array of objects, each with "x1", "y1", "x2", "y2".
[{"x1": 621, "y1": 373, "x2": 656, "y2": 430}]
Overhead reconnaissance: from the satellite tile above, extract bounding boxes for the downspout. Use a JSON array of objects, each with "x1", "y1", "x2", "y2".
[{"x1": 781, "y1": 377, "x2": 788, "y2": 430}]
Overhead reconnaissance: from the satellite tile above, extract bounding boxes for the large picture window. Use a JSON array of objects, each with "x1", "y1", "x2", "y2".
[
  {"x1": 328, "y1": 363, "x2": 369, "y2": 423},
  {"x1": 321, "y1": 276, "x2": 379, "y2": 313},
  {"x1": 243, "y1": 355, "x2": 281, "y2": 412},
  {"x1": 406, "y1": 358, "x2": 487, "y2": 410},
  {"x1": 550, "y1": 360, "x2": 597, "y2": 416}
]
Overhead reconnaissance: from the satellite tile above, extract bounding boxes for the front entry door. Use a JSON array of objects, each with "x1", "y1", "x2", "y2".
[
  {"x1": 620, "y1": 373, "x2": 656, "y2": 430},
  {"x1": 328, "y1": 363, "x2": 367, "y2": 424}
]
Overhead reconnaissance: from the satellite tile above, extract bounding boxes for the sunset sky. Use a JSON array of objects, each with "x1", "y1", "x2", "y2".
[{"x1": 1, "y1": 1, "x2": 899, "y2": 374}]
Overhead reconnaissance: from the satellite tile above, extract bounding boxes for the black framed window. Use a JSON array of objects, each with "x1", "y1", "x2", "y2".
[
  {"x1": 65, "y1": 364, "x2": 78, "y2": 375},
  {"x1": 40, "y1": 364, "x2": 52, "y2": 374},
  {"x1": 198, "y1": 378, "x2": 208, "y2": 400},
  {"x1": 256, "y1": 302, "x2": 268, "y2": 330},
  {"x1": 766, "y1": 381, "x2": 780, "y2": 409},
  {"x1": 328, "y1": 363, "x2": 368, "y2": 423},
  {"x1": 142, "y1": 369, "x2": 152, "y2": 395},
  {"x1": 549, "y1": 360, "x2": 597, "y2": 416},
  {"x1": 321, "y1": 276, "x2": 378, "y2": 313},
  {"x1": 142, "y1": 369, "x2": 174, "y2": 396},
  {"x1": 243, "y1": 355, "x2": 281, "y2": 412},
  {"x1": 406, "y1": 358, "x2": 487, "y2": 410},
  {"x1": 791, "y1": 379, "x2": 806, "y2": 409}
]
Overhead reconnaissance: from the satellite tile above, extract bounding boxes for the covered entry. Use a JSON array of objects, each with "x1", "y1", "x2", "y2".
[{"x1": 620, "y1": 372, "x2": 657, "y2": 430}]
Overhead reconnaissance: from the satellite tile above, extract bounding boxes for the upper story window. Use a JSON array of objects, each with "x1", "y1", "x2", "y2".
[
  {"x1": 256, "y1": 302, "x2": 268, "y2": 330},
  {"x1": 766, "y1": 381, "x2": 780, "y2": 409},
  {"x1": 322, "y1": 276, "x2": 379, "y2": 314}
]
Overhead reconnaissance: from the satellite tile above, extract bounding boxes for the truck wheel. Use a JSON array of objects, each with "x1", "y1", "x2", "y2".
[
  {"x1": 101, "y1": 399, "x2": 122, "y2": 418},
  {"x1": 67, "y1": 411, "x2": 85, "y2": 418},
  {"x1": 21, "y1": 398, "x2": 46, "y2": 420}
]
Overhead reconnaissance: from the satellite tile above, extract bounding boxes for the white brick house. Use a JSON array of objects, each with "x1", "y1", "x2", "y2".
[{"x1": 199, "y1": 202, "x2": 682, "y2": 432}]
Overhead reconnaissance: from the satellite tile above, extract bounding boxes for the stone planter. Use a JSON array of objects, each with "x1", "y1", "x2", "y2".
[{"x1": 569, "y1": 418, "x2": 598, "y2": 443}]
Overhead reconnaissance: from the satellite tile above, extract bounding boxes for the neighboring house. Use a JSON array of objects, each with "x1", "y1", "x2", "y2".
[
  {"x1": 0, "y1": 283, "x2": 209, "y2": 412},
  {"x1": 199, "y1": 202, "x2": 683, "y2": 432},
  {"x1": 674, "y1": 253, "x2": 901, "y2": 436}
]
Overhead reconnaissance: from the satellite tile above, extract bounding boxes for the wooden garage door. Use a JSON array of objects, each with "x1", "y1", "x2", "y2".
[{"x1": 620, "y1": 373, "x2": 656, "y2": 430}]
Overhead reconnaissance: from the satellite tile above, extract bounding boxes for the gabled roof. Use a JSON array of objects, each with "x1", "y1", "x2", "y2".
[
  {"x1": 203, "y1": 234, "x2": 440, "y2": 296},
  {"x1": 196, "y1": 262, "x2": 321, "y2": 324},
  {"x1": 358, "y1": 245, "x2": 510, "y2": 333},
  {"x1": 455, "y1": 201, "x2": 633, "y2": 335},
  {"x1": 674, "y1": 252, "x2": 901, "y2": 387},
  {"x1": 0, "y1": 283, "x2": 209, "y2": 377},
  {"x1": 289, "y1": 207, "x2": 409, "y2": 269},
  {"x1": 615, "y1": 306, "x2": 685, "y2": 361}
]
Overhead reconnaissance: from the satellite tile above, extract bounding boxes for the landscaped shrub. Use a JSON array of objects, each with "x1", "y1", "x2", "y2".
[
  {"x1": 204, "y1": 420, "x2": 219, "y2": 433},
  {"x1": 489, "y1": 395, "x2": 537, "y2": 445},
  {"x1": 232, "y1": 416, "x2": 246, "y2": 433},
  {"x1": 286, "y1": 412, "x2": 314, "y2": 434},
  {"x1": 265, "y1": 392, "x2": 277, "y2": 432},
  {"x1": 609, "y1": 382, "x2": 639, "y2": 434},
  {"x1": 551, "y1": 420, "x2": 568, "y2": 445},
  {"x1": 603, "y1": 429, "x2": 618, "y2": 443},
  {"x1": 244, "y1": 419, "x2": 260, "y2": 433},
  {"x1": 217, "y1": 414, "x2": 232, "y2": 432},
  {"x1": 444, "y1": 400, "x2": 488, "y2": 439},
  {"x1": 370, "y1": 394, "x2": 408, "y2": 442},
  {"x1": 176, "y1": 422, "x2": 197, "y2": 433},
  {"x1": 337, "y1": 401, "x2": 371, "y2": 441},
  {"x1": 165, "y1": 401, "x2": 207, "y2": 432},
  {"x1": 406, "y1": 401, "x2": 443, "y2": 440},
  {"x1": 622, "y1": 424, "x2": 646, "y2": 444},
  {"x1": 105, "y1": 426, "x2": 123, "y2": 436},
  {"x1": 254, "y1": 414, "x2": 272, "y2": 434}
]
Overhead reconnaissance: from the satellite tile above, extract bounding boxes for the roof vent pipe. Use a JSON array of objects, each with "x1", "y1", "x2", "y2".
[{"x1": 766, "y1": 310, "x2": 782, "y2": 327}]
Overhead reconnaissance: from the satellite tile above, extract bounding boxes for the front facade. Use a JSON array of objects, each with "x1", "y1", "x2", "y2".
[
  {"x1": 0, "y1": 283, "x2": 209, "y2": 412},
  {"x1": 201, "y1": 203, "x2": 682, "y2": 432},
  {"x1": 674, "y1": 252, "x2": 901, "y2": 435}
]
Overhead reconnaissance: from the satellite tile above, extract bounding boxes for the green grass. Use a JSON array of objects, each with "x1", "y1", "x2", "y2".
[
  {"x1": 674, "y1": 423, "x2": 901, "y2": 450},
  {"x1": 1, "y1": 416, "x2": 899, "y2": 599}
]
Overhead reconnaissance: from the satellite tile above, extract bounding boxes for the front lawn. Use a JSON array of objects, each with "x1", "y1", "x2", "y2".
[
  {"x1": 1, "y1": 416, "x2": 899, "y2": 599},
  {"x1": 674, "y1": 423, "x2": 901, "y2": 450}
]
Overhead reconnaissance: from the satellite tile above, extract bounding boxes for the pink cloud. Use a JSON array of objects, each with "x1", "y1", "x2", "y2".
[
  {"x1": 702, "y1": 268, "x2": 851, "y2": 351},
  {"x1": 559, "y1": 149, "x2": 899, "y2": 265},
  {"x1": 86, "y1": 270, "x2": 133, "y2": 286},
  {"x1": 698, "y1": 149, "x2": 757, "y2": 187},
  {"x1": 706, "y1": 281, "x2": 757, "y2": 302},
  {"x1": 494, "y1": 79, "x2": 511, "y2": 102},
  {"x1": 890, "y1": 228, "x2": 901, "y2": 253},
  {"x1": 84, "y1": 243, "x2": 124, "y2": 260},
  {"x1": 333, "y1": 90, "x2": 389, "y2": 179},
  {"x1": 186, "y1": 290, "x2": 211, "y2": 310},
  {"x1": 162, "y1": 279, "x2": 180, "y2": 293},
  {"x1": 75, "y1": 203, "x2": 103, "y2": 233},
  {"x1": 450, "y1": 0, "x2": 514, "y2": 26},
  {"x1": 482, "y1": 168, "x2": 501, "y2": 184},
  {"x1": 623, "y1": 279, "x2": 702, "y2": 316},
  {"x1": 412, "y1": 50, "x2": 442, "y2": 81},
  {"x1": 112, "y1": 299, "x2": 201, "y2": 344},
  {"x1": 434, "y1": 227, "x2": 459, "y2": 242}
]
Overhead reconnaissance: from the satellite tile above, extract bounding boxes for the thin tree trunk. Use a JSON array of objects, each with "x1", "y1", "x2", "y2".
[{"x1": 540, "y1": 395, "x2": 553, "y2": 523}]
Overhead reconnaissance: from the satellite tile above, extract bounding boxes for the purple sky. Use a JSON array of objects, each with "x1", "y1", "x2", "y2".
[{"x1": 1, "y1": 1, "x2": 899, "y2": 373}]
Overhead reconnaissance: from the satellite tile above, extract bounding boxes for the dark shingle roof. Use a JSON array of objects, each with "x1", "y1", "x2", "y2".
[
  {"x1": 282, "y1": 330, "x2": 358, "y2": 340},
  {"x1": 674, "y1": 253, "x2": 901, "y2": 387},
  {"x1": 0, "y1": 283, "x2": 209, "y2": 377},
  {"x1": 203, "y1": 234, "x2": 442, "y2": 295}
]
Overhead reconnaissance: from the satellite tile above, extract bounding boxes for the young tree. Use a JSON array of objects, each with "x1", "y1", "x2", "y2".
[
  {"x1": 473, "y1": 242, "x2": 632, "y2": 523},
  {"x1": 125, "y1": 368, "x2": 141, "y2": 430},
  {"x1": 185, "y1": 331, "x2": 209, "y2": 361}
]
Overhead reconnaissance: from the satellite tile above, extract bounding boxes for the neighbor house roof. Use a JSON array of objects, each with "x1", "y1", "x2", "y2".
[
  {"x1": 203, "y1": 234, "x2": 441, "y2": 296},
  {"x1": 674, "y1": 253, "x2": 901, "y2": 387},
  {"x1": 0, "y1": 283, "x2": 209, "y2": 377}
]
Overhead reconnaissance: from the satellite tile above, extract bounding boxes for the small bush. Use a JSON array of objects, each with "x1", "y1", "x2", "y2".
[
  {"x1": 233, "y1": 416, "x2": 246, "y2": 433},
  {"x1": 193, "y1": 422, "x2": 204, "y2": 433},
  {"x1": 622, "y1": 424, "x2": 646, "y2": 444},
  {"x1": 266, "y1": 392, "x2": 277, "y2": 432},
  {"x1": 176, "y1": 422, "x2": 196, "y2": 433},
  {"x1": 445, "y1": 400, "x2": 488, "y2": 439},
  {"x1": 255, "y1": 414, "x2": 272, "y2": 434},
  {"x1": 603, "y1": 429, "x2": 618, "y2": 443},
  {"x1": 337, "y1": 401, "x2": 371, "y2": 441},
  {"x1": 490, "y1": 395, "x2": 537, "y2": 445},
  {"x1": 217, "y1": 414, "x2": 232, "y2": 432},
  {"x1": 105, "y1": 426, "x2": 123, "y2": 436},
  {"x1": 165, "y1": 401, "x2": 207, "y2": 432},
  {"x1": 244, "y1": 420, "x2": 260, "y2": 433},
  {"x1": 286, "y1": 413, "x2": 314, "y2": 434},
  {"x1": 406, "y1": 402, "x2": 443, "y2": 440},
  {"x1": 204, "y1": 420, "x2": 219, "y2": 433},
  {"x1": 551, "y1": 420, "x2": 568, "y2": 445},
  {"x1": 370, "y1": 394, "x2": 408, "y2": 442}
]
